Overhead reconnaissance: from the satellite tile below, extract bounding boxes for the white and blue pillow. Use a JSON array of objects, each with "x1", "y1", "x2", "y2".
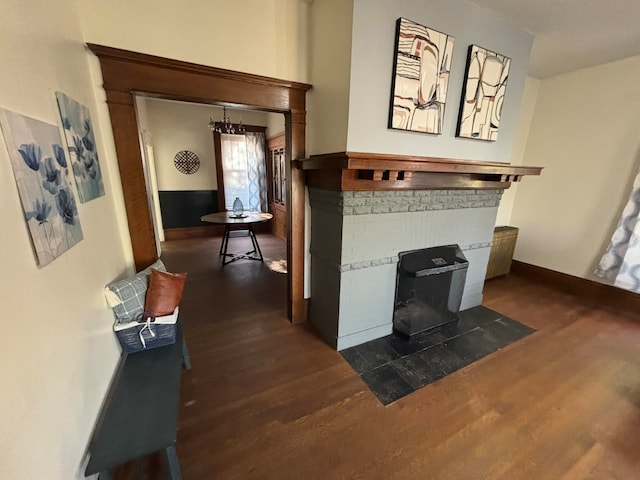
[{"x1": 105, "y1": 259, "x2": 166, "y2": 323}]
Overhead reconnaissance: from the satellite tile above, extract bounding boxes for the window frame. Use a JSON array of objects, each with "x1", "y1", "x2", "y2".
[{"x1": 212, "y1": 124, "x2": 269, "y2": 213}]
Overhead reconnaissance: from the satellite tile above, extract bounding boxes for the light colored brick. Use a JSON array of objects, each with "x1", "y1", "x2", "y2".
[
  {"x1": 355, "y1": 191, "x2": 373, "y2": 198},
  {"x1": 351, "y1": 260, "x2": 372, "y2": 270},
  {"x1": 349, "y1": 197, "x2": 367, "y2": 207},
  {"x1": 354, "y1": 206, "x2": 371, "y2": 215},
  {"x1": 390, "y1": 204, "x2": 409, "y2": 213},
  {"x1": 372, "y1": 205, "x2": 390, "y2": 214}
]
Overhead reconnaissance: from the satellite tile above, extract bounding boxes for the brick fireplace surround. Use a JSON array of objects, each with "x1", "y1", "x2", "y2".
[{"x1": 302, "y1": 152, "x2": 542, "y2": 350}]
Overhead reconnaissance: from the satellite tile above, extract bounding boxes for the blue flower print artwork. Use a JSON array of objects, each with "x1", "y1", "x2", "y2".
[
  {"x1": 55, "y1": 92, "x2": 105, "y2": 202},
  {"x1": 0, "y1": 108, "x2": 84, "y2": 266}
]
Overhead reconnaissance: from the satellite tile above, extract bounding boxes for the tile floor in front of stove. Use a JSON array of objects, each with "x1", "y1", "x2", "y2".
[{"x1": 341, "y1": 306, "x2": 536, "y2": 405}]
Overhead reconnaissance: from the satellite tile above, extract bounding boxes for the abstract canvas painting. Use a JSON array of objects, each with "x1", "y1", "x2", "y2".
[
  {"x1": 457, "y1": 45, "x2": 511, "y2": 141},
  {"x1": 0, "y1": 109, "x2": 84, "y2": 266},
  {"x1": 389, "y1": 17, "x2": 455, "y2": 135},
  {"x1": 56, "y1": 92, "x2": 105, "y2": 202}
]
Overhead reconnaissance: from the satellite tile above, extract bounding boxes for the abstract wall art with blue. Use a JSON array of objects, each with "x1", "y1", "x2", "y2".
[
  {"x1": 55, "y1": 92, "x2": 105, "y2": 202},
  {"x1": 0, "y1": 108, "x2": 84, "y2": 266}
]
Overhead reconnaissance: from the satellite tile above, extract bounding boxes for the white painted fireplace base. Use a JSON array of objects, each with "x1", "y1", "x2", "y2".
[{"x1": 309, "y1": 189, "x2": 502, "y2": 351}]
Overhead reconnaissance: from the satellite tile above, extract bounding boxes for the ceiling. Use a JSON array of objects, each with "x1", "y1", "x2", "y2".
[{"x1": 469, "y1": 0, "x2": 640, "y2": 78}]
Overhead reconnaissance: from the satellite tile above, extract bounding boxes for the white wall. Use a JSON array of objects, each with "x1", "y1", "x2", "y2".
[
  {"x1": 510, "y1": 54, "x2": 640, "y2": 280},
  {"x1": 346, "y1": 0, "x2": 533, "y2": 162},
  {"x1": 306, "y1": 0, "x2": 354, "y2": 154},
  {"x1": 0, "y1": 0, "x2": 132, "y2": 478},
  {"x1": 78, "y1": 0, "x2": 309, "y2": 83},
  {"x1": 145, "y1": 99, "x2": 269, "y2": 191},
  {"x1": 495, "y1": 76, "x2": 540, "y2": 226}
]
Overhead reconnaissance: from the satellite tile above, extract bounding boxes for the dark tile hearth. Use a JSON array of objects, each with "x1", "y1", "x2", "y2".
[{"x1": 341, "y1": 306, "x2": 536, "y2": 405}]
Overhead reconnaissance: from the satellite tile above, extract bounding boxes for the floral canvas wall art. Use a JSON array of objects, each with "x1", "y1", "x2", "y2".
[
  {"x1": 55, "y1": 92, "x2": 105, "y2": 202},
  {"x1": 389, "y1": 18, "x2": 455, "y2": 135},
  {"x1": 0, "y1": 108, "x2": 83, "y2": 266},
  {"x1": 457, "y1": 45, "x2": 511, "y2": 141}
]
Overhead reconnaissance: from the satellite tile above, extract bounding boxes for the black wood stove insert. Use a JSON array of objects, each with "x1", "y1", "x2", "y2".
[{"x1": 393, "y1": 245, "x2": 468, "y2": 337}]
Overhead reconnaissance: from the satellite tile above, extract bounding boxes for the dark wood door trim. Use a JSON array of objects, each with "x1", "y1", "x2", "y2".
[
  {"x1": 212, "y1": 132, "x2": 226, "y2": 213},
  {"x1": 87, "y1": 44, "x2": 311, "y2": 322}
]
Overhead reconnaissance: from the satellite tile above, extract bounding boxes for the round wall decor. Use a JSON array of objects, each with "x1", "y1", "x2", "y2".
[{"x1": 173, "y1": 150, "x2": 200, "y2": 174}]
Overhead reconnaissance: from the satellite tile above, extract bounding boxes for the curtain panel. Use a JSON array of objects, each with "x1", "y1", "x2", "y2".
[
  {"x1": 245, "y1": 132, "x2": 268, "y2": 213},
  {"x1": 220, "y1": 132, "x2": 268, "y2": 213},
  {"x1": 595, "y1": 167, "x2": 640, "y2": 292}
]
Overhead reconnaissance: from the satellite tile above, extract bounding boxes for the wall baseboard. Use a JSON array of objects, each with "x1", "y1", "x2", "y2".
[{"x1": 510, "y1": 260, "x2": 640, "y2": 313}]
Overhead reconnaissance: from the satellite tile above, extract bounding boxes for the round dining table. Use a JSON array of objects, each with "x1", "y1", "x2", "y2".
[{"x1": 200, "y1": 211, "x2": 273, "y2": 266}]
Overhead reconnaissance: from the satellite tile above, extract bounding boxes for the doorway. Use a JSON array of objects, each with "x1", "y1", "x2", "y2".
[
  {"x1": 88, "y1": 44, "x2": 311, "y2": 322},
  {"x1": 136, "y1": 98, "x2": 283, "y2": 245}
]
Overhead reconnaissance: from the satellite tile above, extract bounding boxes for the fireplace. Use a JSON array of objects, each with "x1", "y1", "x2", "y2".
[
  {"x1": 308, "y1": 188, "x2": 501, "y2": 350},
  {"x1": 393, "y1": 245, "x2": 468, "y2": 337},
  {"x1": 302, "y1": 151, "x2": 542, "y2": 351}
]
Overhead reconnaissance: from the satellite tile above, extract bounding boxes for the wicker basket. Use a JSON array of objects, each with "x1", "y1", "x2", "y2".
[{"x1": 486, "y1": 226, "x2": 519, "y2": 279}]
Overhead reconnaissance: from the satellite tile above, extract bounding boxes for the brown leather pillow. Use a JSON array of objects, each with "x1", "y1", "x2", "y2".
[{"x1": 143, "y1": 268, "x2": 187, "y2": 318}]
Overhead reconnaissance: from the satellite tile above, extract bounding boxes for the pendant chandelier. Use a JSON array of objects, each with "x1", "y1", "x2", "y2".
[{"x1": 208, "y1": 106, "x2": 245, "y2": 134}]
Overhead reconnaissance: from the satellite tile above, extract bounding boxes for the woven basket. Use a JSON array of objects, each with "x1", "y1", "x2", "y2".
[{"x1": 486, "y1": 226, "x2": 519, "y2": 279}]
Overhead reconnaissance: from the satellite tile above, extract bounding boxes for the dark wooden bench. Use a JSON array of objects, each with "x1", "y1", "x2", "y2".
[{"x1": 84, "y1": 320, "x2": 190, "y2": 479}]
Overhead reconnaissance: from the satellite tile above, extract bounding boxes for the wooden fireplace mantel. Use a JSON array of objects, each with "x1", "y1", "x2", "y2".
[{"x1": 300, "y1": 151, "x2": 543, "y2": 191}]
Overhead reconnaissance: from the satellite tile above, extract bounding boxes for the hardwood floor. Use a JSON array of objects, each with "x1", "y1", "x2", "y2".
[{"x1": 115, "y1": 236, "x2": 640, "y2": 479}]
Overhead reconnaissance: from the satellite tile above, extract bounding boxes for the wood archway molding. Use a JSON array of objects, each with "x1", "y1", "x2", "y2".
[{"x1": 87, "y1": 44, "x2": 311, "y2": 322}]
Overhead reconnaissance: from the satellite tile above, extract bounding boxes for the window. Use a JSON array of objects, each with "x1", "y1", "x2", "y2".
[
  {"x1": 220, "y1": 134, "x2": 250, "y2": 210},
  {"x1": 214, "y1": 130, "x2": 268, "y2": 213}
]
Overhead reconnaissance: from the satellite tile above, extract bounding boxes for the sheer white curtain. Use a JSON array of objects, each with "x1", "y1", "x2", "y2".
[
  {"x1": 220, "y1": 132, "x2": 268, "y2": 212},
  {"x1": 220, "y1": 134, "x2": 249, "y2": 210},
  {"x1": 595, "y1": 166, "x2": 640, "y2": 292}
]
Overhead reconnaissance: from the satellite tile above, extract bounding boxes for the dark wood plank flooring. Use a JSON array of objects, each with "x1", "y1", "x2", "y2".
[{"x1": 113, "y1": 235, "x2": 640, "y2": 479}]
